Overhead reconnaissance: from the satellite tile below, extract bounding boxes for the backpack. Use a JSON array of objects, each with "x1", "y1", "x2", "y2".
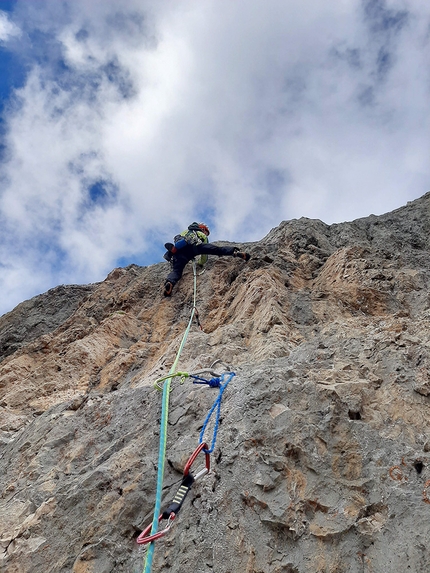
[
  {"x1": 174, "y1": 230, "x2": 200, "y2": 246},
  {"x1": 174, "y1": 223, "x2": 206, "y2": 248}
]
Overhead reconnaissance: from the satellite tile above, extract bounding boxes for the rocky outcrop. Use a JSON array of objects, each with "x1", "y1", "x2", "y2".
[{"x1": 0, "y1": 193, "x2": 429, "y2": 572}]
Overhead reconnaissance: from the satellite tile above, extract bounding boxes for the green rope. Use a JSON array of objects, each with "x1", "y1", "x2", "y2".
[{"x1": 142, "y1": 261, "x2": 198, "y2": 573}]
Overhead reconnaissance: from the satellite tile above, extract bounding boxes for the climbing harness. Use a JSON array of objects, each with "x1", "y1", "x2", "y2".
[{"x1": 138, "y1": 262, "x2": 235, "y2": 573}]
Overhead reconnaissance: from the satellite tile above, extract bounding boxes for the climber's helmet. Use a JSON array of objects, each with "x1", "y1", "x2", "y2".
[{"x1": 198, "y1": 223, "x2": 210, "y2": 236}]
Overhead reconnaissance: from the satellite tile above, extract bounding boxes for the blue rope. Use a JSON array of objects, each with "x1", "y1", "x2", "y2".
[
  {"x1": 199, "y1": 372, "x2": 235, "y2": 454},
  {"x1": 190, "y1": 374, "x2": 222, "y2": 387}
]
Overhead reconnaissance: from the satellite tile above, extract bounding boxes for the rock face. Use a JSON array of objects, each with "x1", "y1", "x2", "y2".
[{"x1": 1, "y1": 193, "x2": 430, "y2": 573}]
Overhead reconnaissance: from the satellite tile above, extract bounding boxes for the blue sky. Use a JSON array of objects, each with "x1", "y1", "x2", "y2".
[{"x1": 0, "y1": 0, "x2": 429, "y2": 315}]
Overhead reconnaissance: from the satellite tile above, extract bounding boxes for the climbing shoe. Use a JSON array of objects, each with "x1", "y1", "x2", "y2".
[
  {"x1": 164, "y1": 243, "x2": 178, "y2": 254},
  {"x1": 233, "y1": 251, "x2": 251, "y2": 261},
  {"x1": 163, "y1": 281, "x2": 173, "y2": 297}
]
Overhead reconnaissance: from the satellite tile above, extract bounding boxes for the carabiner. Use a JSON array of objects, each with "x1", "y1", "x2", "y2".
[
  {"x1": 191, "y1": 359, "x2": 232, "y2": 379},
  {"x1": 154, "y1": 371, "x2": 189, "y2": 391},
  {"x1": 136, "y1": 512, "x2": 176, "y2": 545},
  {"x1": 184, "y1": 442, "x2": 211, "y2": 481}
]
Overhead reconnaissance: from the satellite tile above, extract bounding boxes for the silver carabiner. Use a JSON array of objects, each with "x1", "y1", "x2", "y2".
[{"x1": 191, "y1": 359, "x2": 232, "y2": 378}]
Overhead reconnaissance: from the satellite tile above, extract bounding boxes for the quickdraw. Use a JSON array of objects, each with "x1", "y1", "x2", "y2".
[{"x1": 137, "y1": 443, "x2": 210, "y2": 545}]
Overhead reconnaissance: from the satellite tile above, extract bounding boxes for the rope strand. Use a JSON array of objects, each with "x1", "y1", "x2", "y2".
[
  {"x1": 142, "y1": 262, "x2": 199, "y2": 573},
  {"x1": 199, "y1": 372, "x2": 235, "y2": 454}
]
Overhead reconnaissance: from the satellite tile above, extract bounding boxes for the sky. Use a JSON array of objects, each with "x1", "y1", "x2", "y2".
[{"x1": 0, "y1": 0, "x2": 429, "y2": 315}]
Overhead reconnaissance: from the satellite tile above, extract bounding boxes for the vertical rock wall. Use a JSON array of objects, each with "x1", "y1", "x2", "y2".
[{"x1": 0, "y1": 193, "x2": 429, "y2": 572}]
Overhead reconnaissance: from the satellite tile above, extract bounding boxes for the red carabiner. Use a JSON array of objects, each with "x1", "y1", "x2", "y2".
[
  {"x1": 136, "y1": 512, "x2": 175, "y2": 545},
  {"x1": 184, "y1": 442, "x2": 210, "y2": 481},
  {"x1": 137, "y1": 444, "x2": 210, "y2": 546}
]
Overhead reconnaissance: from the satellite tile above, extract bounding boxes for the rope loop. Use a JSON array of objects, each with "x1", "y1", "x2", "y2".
[{"x1": 199, "y1": 372, "x2": 235, "y2": 454}]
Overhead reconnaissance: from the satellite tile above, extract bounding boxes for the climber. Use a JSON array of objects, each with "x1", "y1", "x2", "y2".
[{"x1": 163, "y1": 222, "x2": 250, "y2": 296}]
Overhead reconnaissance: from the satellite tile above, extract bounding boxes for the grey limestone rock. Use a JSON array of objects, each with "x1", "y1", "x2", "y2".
[{"x1": 0, "y1": 193, "x2": 430, "y2": 572}]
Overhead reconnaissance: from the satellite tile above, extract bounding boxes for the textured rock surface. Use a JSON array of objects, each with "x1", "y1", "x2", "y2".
[{"x1": 1, "y1": 193, "x2": 430, "y2": 572}]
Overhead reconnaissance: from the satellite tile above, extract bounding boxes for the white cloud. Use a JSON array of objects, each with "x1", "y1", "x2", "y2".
[
  {"x1": 0, "y1": 0, "x2": 429, "y2": 314},
  {"x1": 0, "y1": 10, "x2": 20, "y2": 42}
]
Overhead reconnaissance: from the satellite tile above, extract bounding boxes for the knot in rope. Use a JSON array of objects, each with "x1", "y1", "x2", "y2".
[{"x1": 190, "y1": 374, "x2": 222, "y2": 388}]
